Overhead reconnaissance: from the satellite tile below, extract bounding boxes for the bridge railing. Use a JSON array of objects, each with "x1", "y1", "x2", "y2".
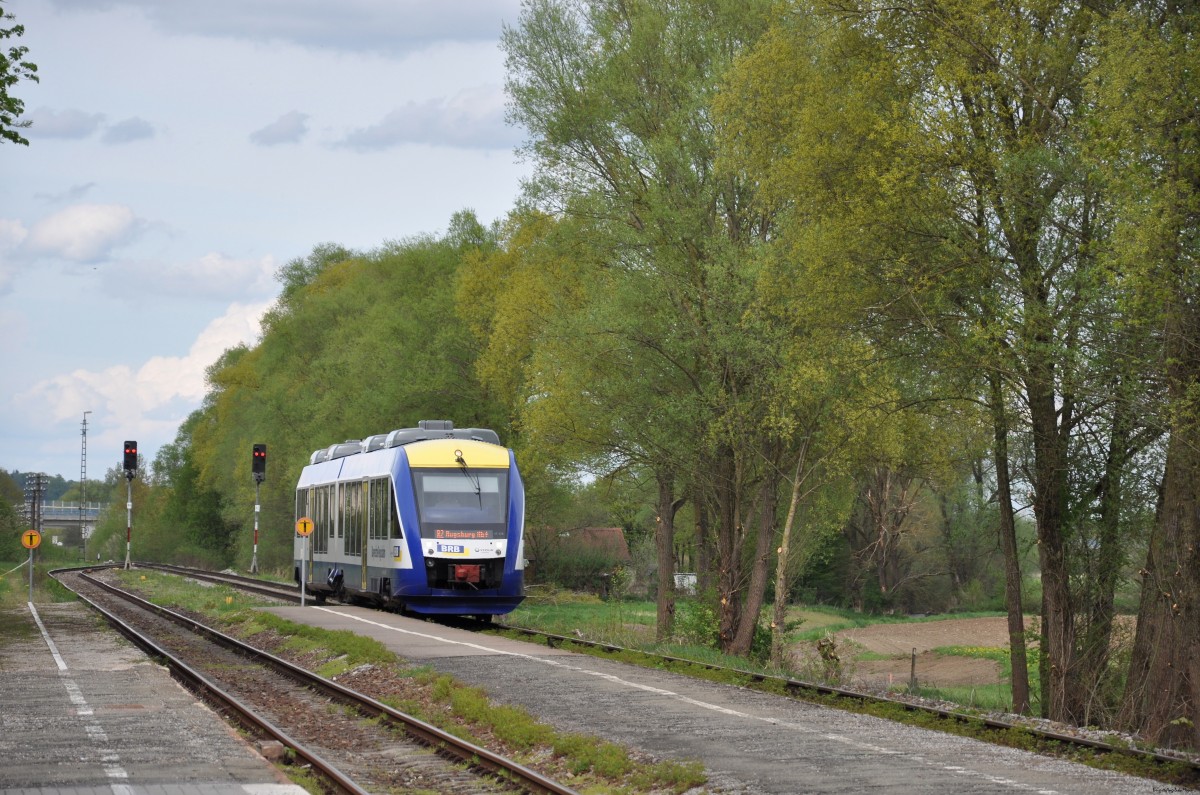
[{"x1": 39, "y1": 501, "x2": 107, "y2": 519}]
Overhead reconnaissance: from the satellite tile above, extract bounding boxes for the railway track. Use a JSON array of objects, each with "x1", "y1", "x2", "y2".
[
  {"x1": 116, "y1": 563, "x2": 1200, "y2": 787},
  {"x1": 137, "y1": 562, "x2": 305, "y2": 603},
  {"x1": 52, "y1": 566, "x2": 578, "y2": 795}
]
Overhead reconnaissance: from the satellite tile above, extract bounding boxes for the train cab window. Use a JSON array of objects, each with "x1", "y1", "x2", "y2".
[
  {"x1": 412, "y1": 469, "x2": 508, "y2": 539},
  {"x1": 389, "y1": 481, "x2": 403, "y2": 539}
]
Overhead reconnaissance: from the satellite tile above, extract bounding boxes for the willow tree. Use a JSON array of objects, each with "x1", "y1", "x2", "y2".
[
  {"x1": 1092, "y1": 2, "x2": 1200, "y2": 749},
  {"x1": 716, "y1": 0, "x2": 1151, "y2": 722},
  {"x1": 502, "y1": 0, "x2": 782, "y2": 650}
]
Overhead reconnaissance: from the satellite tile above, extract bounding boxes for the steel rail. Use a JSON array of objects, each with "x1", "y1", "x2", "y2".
[
  {"x1": 65, "y1": 567, "x2": 578, "y2": 795},
  {"x1": 51, "y1": 567, "x2": 369, "y2": 795}
]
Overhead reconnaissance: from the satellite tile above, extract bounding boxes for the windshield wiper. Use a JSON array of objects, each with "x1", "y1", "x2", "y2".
[{"x1": 454, "y1": 449, "x2": 482, "y2": 506}]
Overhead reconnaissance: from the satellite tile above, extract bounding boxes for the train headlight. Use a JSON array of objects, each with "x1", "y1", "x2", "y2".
[{"x1": 495, "y1": 548, "x2": 502, "y2": 556}]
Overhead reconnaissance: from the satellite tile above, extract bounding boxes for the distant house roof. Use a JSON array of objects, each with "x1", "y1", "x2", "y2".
[{"x1": 556, "y1": 527, "x2": 631, "y2": 561}]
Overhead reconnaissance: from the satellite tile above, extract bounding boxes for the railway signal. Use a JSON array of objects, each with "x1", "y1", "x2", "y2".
[
  {"x1": 250, "y1": 443, "x2": 266, "y2": 573},
  {"x1": 122, "y1": 441, "x2": 137, "y2": 569},
  {"x1": 123, "y1": 440, "x2": 138, "y2": 475},
  {"x1": 252, "y1": 443, "x2": 266, "y2": 482}
]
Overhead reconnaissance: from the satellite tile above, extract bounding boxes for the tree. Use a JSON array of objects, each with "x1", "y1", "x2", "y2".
[
  {"x1": 1091, "y1": 1, "x2": 1200, "y2": 748},
  {"x1": 715, "y1": 0, "x2": 1148, "y2": 723},
  {"x1": 151, "y1": 412, "x2": 238, "y2": 566},
  {"x1": 189, "y1": 227, "x2": 510, "y2": 572},
  {"x1": 0, "y1": 1, "x2": 37, "y2": 146},
  {"x1": 501, "y1": 0, "x2": 781, "y2": 650}
]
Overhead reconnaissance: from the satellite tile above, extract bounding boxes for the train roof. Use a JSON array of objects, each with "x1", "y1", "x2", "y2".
[{"x1": 306, "y1": 420, "x2": 502, "y2": 466}]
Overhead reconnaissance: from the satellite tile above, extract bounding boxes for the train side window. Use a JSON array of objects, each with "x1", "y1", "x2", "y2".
[
  {"x1": 336, "y1": 484, "x2": 344, "y2": 539},
  {"x1": 315, "y1": 484, "x2": 329, "y2": 554},
  {"x1": 368, "y1": 477, "x2": 388, "y2": 541}
]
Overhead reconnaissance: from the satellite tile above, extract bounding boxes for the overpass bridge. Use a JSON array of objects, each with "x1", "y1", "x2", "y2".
[{"x1": 31, "y1": 501, "x2": 108, "y2": 546}]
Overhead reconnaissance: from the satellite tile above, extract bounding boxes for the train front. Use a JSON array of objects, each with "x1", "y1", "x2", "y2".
[{"x1": 396, "y1": 437, "x2": 525, "y2": 615}]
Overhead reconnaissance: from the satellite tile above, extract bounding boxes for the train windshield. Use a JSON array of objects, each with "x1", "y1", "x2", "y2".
[{"x1": 412, "y1": 469, "x2": 508, "y2": 540}]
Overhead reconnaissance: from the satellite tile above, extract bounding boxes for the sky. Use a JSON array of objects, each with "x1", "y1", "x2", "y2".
[{"x1": 1, "y1": 0, "x2": 532, "y2": 484}]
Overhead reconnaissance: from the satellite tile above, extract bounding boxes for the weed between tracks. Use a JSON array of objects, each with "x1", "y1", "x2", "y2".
[{"x1": 105, "y1": 569, "x2": 707, "y2": 794}]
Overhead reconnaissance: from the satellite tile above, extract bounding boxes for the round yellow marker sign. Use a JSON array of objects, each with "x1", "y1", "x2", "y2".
[
  {"x1": 21, "y1": 529, "x2": 41, "y2": 549},
  {"x1": 295, "y1": 517, "x2": 314, "y2": 537}
]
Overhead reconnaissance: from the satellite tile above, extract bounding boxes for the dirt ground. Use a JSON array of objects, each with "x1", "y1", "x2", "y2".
[{"x1": 824, "y1": 617, "x2": 1019, "y2": 689}]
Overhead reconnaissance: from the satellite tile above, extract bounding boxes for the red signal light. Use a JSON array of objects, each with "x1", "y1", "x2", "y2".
[{"x1": 252, "y1": 443, "x2": 266, "y2": 480}]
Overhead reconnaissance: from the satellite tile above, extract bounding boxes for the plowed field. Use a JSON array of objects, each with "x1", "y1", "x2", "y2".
[{"x1": 831, "y1": 617, "x2": 1019, "y2": 688}]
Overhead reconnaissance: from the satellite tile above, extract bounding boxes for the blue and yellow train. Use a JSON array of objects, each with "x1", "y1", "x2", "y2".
[{"x1": 293, "y1": 420, "x2": 525, "y2": 616}]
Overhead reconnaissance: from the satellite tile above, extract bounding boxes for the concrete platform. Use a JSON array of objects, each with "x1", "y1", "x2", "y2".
[
  {"x1": 0, "y1": 601, "x2": 307, "y2": 795},
  {"x1": 262, "y1": 604, "x2": 577, "y2": 660}
]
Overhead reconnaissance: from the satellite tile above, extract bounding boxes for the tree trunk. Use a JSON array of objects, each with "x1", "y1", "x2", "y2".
[
  {"x1": 1028, "y1": 381, "x2": 1078, "y2": 722},
  {"x1": 990, "y1": 372, "x2": 1031, "y2": 715},
  {"x1": 729, "y1": 450, "x2": 781, "y2": 655},
  {"x1": 695, "y1": 496, "x2": 715, "y2": 596},
  {"x1": 1076, "y1": 383, "x2": 1133, "y2": 722},
  {"x1": 655, "y1": 472, "x2": 680, "y2": 642},
  {"x1": 1120, "y1": 306, "x2": 1200, "y2": 749},
  {"x1": 714, "y1": 446, "x2": 743, "y2": 651},
  {"x1": 771, "y1": 442, "x2": 808, "y2": 666}
]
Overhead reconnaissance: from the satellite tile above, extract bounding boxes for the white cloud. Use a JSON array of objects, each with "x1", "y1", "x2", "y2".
[
  {"x1": 34, "y1": 183, "x2": 97, "y2": 204},
  {"x1": 22, "y1": 204, "x2": 141, "y2": 262},
  {"x1": 340, "y1": 85, "x2": 518, "y2": 151},
  {"x1": 11, "y1": 300, "x2": 271, "y2": 469},
  {"x1": 26, "y1": 107, "x2": 106, "y2": 139},
  {"x1": 102, "y1": 116, "x2": 156, "y2": 144},
  {"x1": 47, "y1": 0, "x2": 523, "y2": 55},
  {"x1": 0, "y1": 219, "x2": 29, "y2": 292},
  {"x1": 106, "y1": 253, "x2": 279, "y2": 300},
  {"x1": 250, "y1": 111, "x2": 310, "y2": 146}
]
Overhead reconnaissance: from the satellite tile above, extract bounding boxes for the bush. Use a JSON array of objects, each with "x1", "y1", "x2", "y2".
[
  {"x1": 526, "y1": 530, "x2": 626, "y2": 595},
  {"x1": 673, "y1": 598, "x2": 719, "y2": 647}
]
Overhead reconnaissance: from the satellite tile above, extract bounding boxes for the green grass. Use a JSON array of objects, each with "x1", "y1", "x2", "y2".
[
  {"x1": 507, "y1": 593, "x2": 657, "y2": 645},
  {"x1": 907, "y1": 644, "x2": 1042, "y2": 714},
  {"x1": 0, "y1": 561, "x2": 80, "y2": 608},
  {"x1": 786, "y1": 605, "x2": 1007, "y2": 643},
  {"x1": 912, "y1": 682, "x2": 1015, "y2": 711}
]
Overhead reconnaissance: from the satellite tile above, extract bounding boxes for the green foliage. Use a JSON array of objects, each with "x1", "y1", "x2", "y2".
[
  {"x1": 0, "y1": 498, "x2": 21, "y2": 562},
  {"x1": 180, "y1": 224, "x2": 512, "y2": 571},
  {"x1": 525, "y1": 527, "x2": 627, "y2": 595},
  {"x1": 0, "y1": 1, "x2": 37, "y2": 146},
  {"x1": 673, "y1": 598, "x2": 719, "y2": 648},
  {"x1": 670, "y1": 598, "x2": 773, "y2": 663}
]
